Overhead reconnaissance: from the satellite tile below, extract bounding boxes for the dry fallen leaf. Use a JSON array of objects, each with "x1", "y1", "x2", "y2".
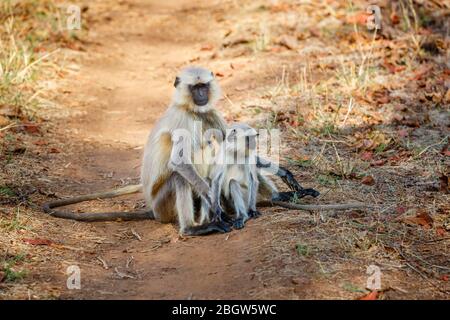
[
  {"x1": 397, "y1": 129, "x2": 409, "y2": 138},
  {"x1": 411, "y1": 65, "x2": 433, "y2": 81},
  {"x1": 0, "y1": 104, "x2": 20, "y2": 117},
  {"x1": 361, "y1": 151, "x2": 374, "y2": 161},
  {"x1": 390, "y1": 11, "x2": 400, "y2": 25},
  {"x1": 403, "y1": 211, "x2": 433, "y2": 229},
  {"x1": 277, "y1": 35, "x2": 298, "y2": 50},
  {"x1": 49, "y1": 147, "x2": 61, "y2": 154},
  {"x1": 371, "y1": 159, "x2": 386, "y2": 166},
  {"x1": 269, "y1": 3, "x2": 292, "y2": 13},
  {"x1": 383, "y1": 60, "x2": 406, "y2": 74},
  {"x1": 358, "y1": 290, "x2": 378, "y2": 300},
  {"x1": 444, "y1": 88, "x2": 450, "y2": 104},
  {"x1": 23, "y1": 238, "x2": 54, "y2": 246},
  {"x1": 440, "y1": 173, "x2": 449, "y2": 193},
  {"x1": 34, "y1": 139, "x2": 48, "y2": 146},
  {"x1": 361, "y1": 175, "x2": 375, "y2": 186},
  {"x1": 396, "y1": 206, "x2": 407, "y2": 215},
  {"x1": 0, "y1": 115, "x2": 10, "y2": 127},
  {"x1": 441, "y1": 143, "x2": 449, "y2": 154},
  {"x1": 22, "y1": 122, "x2": 40, "y2": 134},
  {"x1": 436, "y1": 227, "x2": 446, "y2": 237},
  {"x1": 200, "y1": 44, "x2": 213, "y2": 51}
]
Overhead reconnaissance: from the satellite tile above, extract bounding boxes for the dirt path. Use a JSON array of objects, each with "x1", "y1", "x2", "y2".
[{"x1": 52, "y1": 0, "x2": 281, "y2": 299}]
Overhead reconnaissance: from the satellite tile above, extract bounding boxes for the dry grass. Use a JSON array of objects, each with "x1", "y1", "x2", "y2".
[{"x1": 0, "y1": 0, "x2": 87, "y2": 299}]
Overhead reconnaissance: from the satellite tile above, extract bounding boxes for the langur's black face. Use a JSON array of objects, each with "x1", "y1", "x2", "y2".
[{"x1": 188, "y1": 82, "x2": 210, "y2": 106}]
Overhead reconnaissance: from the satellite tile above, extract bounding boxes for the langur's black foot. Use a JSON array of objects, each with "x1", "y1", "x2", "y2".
[
  {"x1": 183, "y1": 220, "x2": 231, "y2": 236},
  {"x1": 233, "y1": 217, "x2": 245, "y2": 229},
  {"x1": 273, "y1": 189, "x2": 320, "y2": 202},
  {"x1": 220, "y1": 210, "x2": 233, "y2": 224},
  {"x1": 212, "y1": 208, "x2": 232, "y2": 227},
  {"x1": 299, "y1": 188, "x2": 320, "y2": 198},
  {"x1": 216, "y1": 220, "x2": 232, "y2": 233},
  {"x1": 248, "y1": 209, "x2": 262, "y2": 219}
]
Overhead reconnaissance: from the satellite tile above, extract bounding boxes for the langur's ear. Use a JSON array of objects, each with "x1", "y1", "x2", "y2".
[
  {"x1": 174, "y1": 77, "x2": 181, "y2": 88},
  {"x1": 227, "y1": 129, "x2": 237, "y2": 142}
]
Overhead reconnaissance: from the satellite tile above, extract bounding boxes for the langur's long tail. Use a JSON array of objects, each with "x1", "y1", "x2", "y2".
[
  {"x1": 257, "y1": 200, "x2": 372, "y2": 211},
  {"x1": 43, "y1": 184, "x2": 155, "y2": 222}
]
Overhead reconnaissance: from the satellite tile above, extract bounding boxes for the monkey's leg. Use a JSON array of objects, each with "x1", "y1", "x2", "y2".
[
  {"x1": 256, "y1": 156, "x2": 320, "y2": 195},
  {"x1": 229, "y1": 179, "x2": 248, "y2": 229},
  {"x1": 257, "y1": 156, "x2": 300, "y2": 191},
  {"x1": 256, "y1": 173, "x2": 319, "y2": 202},
  {"x1": 173, "y1": 175, "x2": 230, "y2": 236}
]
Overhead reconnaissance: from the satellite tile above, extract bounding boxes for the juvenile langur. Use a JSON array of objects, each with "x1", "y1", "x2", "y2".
[
  {"x1": 205, "y1": 123, "x2": 260, "y2": 229},
  {"x1": 207, "y1": 123, "x2": 321, "y2": 229}
]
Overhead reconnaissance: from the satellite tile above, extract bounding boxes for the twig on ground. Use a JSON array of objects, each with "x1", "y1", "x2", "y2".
[
  {"x1": 131, "y1": 228, "x2": 142, "y2": 241},
  {"x1": 97, "y1": 256, "x2": 109, "y2": 270},
  {"x1": 126, "y1": 256, "x2": 134, "y2": 269},
  {"x1": 114, "y1": 267, "x2": 135, "y2": 279}
]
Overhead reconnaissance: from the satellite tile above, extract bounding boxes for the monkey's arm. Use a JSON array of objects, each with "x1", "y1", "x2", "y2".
[
  {"x1": 42, "y1": 184, "x2": 155, "y2": 221},
  {"x1": 169, "y1": 134, "x2": 214, "y2": 204},
  {"x1": 168, "y1": 162, "x2": 213, "y2": 206}
]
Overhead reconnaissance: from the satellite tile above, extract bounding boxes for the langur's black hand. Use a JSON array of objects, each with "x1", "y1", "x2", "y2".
[
  {"x1": 248, "y1": 209, "x2": 261, "y2": 219},
  {"x1": 220, "y1": 210, "x2": 233, "y2": 224},
  {"x1": 233, "y1": 217, "x2": 245, "y2": 229},
  {"x1": 184, "y1": 220, "x2": 231, "y2": 236},
  {"x1": 297, "y1": 188, "x2": 320, "y2": 198}
]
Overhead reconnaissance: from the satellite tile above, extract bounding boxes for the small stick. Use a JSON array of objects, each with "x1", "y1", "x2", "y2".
[
  {"x1": 411, "y1": 135, "x2": 448, "y2": 160},
  {"x1": 97, "y1": 256, "x2": 109, "y2": 270},
  {"x1": 126, "y1": 256, "x2": 134, "y2": 269},
  {"x1": 114, "y1": 267, "x2": 135, "y2": 279},
  {"x1": 131, "y1": 228, "x2": 142, "y2": 241}
]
